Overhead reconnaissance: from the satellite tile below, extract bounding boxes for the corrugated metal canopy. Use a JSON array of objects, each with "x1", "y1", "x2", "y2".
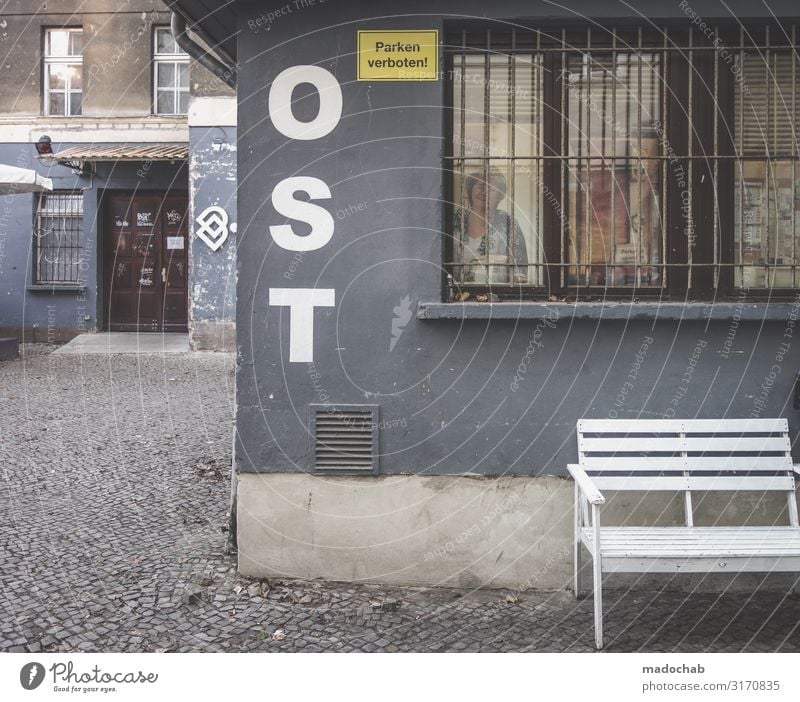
[
  {"x1": 42, "y1": 144, "x2": 189, "y2": 163},
  {"x1": 166, "y1": 0, "x2": 237, "y2": 64}
]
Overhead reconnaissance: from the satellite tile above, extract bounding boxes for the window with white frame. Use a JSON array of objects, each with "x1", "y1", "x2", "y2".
[
  {"x1": 44, "y1": 28, "x2": 83, "y2": 116},
  {"x1": 154, "y1": 27, "x2": 189, "y2": 115},
  {"x1": 34, "y1": 192, "x2": 84, "y2": 284}
]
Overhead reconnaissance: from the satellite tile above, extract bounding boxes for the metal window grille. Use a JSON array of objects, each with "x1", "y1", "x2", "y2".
[
  {"x1": 734, "y1": 26, "x2": 800, "y2": 289},
  {"x1": 153, "y1": 27, "x2": 189, "y2": 116},
  {"x1": 44, "y1": 28, "x2": 82, "y2": 117},
  {"x1": 445, "y1": 23, "x2": 800, "y2": 299},
  {"x1": 34, "y1": 192, "x2": 84, "y2": 284}
]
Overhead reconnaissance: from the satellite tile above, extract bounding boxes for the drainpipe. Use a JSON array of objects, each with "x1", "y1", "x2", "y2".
[{"x1": 170, "y1": 12, "x2": 236, "y2": 89}]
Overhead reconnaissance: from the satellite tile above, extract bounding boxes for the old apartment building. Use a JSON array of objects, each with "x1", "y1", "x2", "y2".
[{"x1": 0, "y1": 0, "x2": 236, "y2": 349}]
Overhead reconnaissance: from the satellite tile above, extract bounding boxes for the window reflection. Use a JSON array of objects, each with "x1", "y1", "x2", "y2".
[{"x1": 453, "y1": 169, "x2": 529, "y2": 285}]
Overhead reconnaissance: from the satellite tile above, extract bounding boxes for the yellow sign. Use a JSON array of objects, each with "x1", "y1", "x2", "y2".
[{"x1": 357, "y1": 30, "x2": 439, "y2": 81}]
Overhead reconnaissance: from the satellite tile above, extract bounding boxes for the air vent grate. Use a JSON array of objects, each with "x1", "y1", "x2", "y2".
[{"x1": 312, "y1": 405, "x2": 378, "y2": 473}]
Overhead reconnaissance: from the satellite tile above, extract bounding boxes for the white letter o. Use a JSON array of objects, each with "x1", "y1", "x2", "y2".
[{"x1": 269, "y1": 65, "x2": 342, "y2": 140}]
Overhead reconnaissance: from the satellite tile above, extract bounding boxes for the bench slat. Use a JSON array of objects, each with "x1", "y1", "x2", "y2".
[
  {"x1": 581, "y1": 527, "x2": 800, "y2": 557},
  {"x1": 579, "y1": 418, "x2": 788, "y2": 433},
  {"x1": 590, "y1": 475, "x2": 795, "y2": 491},
  {"x1": 589, "y1": 527, "x2": 800, "y2": 539},
  {"x1": 581, "y1": 456, "x2": 791, "y2": 471},
  {"x1": 591, "y1": 476, "x2": 689, "y2": 490},
  {"x1": 579, "y1": 436, "x2": 791, "y2": 452},
  {"x1": 601, "y1": 556, "x2": 800, "y2": 573}
]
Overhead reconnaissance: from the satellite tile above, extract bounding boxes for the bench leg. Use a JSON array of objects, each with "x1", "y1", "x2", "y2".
[
  {"x1": 574, "y1": 482, "x2": 582, "y2": 598},
  {"x1": 593, "y1": 554, "x2": 603, "y2": 650}
]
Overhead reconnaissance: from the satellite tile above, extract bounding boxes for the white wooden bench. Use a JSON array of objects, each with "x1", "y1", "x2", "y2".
[{"x1": 568, "y1": 418, "x2": 800, "y2": 649}]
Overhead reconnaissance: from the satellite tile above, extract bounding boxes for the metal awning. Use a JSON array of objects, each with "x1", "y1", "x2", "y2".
[
  {"x1": 41, "y1": 143, "x2": 189, "y2": 164},
  {"x1": 0, "y1": 164, "x2": 53, "y2": 194}
]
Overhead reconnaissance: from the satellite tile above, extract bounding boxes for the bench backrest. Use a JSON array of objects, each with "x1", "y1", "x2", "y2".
[{"x1": 577, "y1": 418, "x2": 797, "y2": 526}]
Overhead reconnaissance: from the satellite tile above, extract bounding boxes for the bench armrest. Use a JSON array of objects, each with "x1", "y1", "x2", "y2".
[{"x1": 567, "y1": 464, "x2": 606, "y2": 505}]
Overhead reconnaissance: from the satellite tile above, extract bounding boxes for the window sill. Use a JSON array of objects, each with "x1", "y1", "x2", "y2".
[
  {"x1": 416, "y1": 301, "x2": 798, "y2": 321},
  {"x1": 27, "y1": 284, "x2": 87, "y2": 293}
]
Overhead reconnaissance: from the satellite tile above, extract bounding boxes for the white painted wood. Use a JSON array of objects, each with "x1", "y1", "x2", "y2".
[
  {"x1": 682, "y1": 436, "x2": 791, "y2": 451},
  {"x1": 579, "y1": 436, "x2": 685, "y2": 451},
  {"x1": 592, "y1": 503, "x2": 603, "y2": 650},
  {"x1": 788, "y1": 493, "x2": 800, "y2": 528},
  {"x1": 591, "y1": 476, "x2": 689, "y2": 491},
  {"x1": 579, "y1": 418, "x2": 788, "y2": 432},
  {"x1": 580, "y1": 527, "x2": 800, "y2": 556},
  {"x1": 588, "y1": 475, "x2": 795, "y2": 492},
  {"x1": 685, "y1": 475, "x2": 795, "y2": 491},
  {"x1": 566, "y1": 464, "x2": 605, "y2": 504},
  {"x1": 574, "y1": 481, "x2": 582, "y2": 598},
  {"x1": 570, "y1": 417, "x2": 799, "y2": 650},
  {"x1": 601, "y1": 555, "x2": 800, "y2": 573},
  {"x1": 581, "y1": 456, "x2": 790, "y2": 470},
  {"x1": 681, "y1": 431, "x2": 693, "y2": 528},
  {"x1": 613, "y1": 476, "x2": 780, "y2": 489},
  {"x1": 579, "y1": 436, "x2": 791, "y2": 452}
]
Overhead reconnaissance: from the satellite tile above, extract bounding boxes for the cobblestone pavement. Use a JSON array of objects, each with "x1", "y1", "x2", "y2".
[{"x1": 2, "y1": 345, "x2": 800, "y2": 653}]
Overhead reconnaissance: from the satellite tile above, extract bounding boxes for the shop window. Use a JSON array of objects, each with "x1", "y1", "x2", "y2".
[
  {"x1": 153, "y1": 27, "x2": 189, "y2": 115},
  {"x1": 44, "y1": 28, "x2": 83, "y2": 116},
  {"x1": 445, "y1": 24, "x2": 800, "y2": 300},
  {"x1": 34, "y1": 192, "x2": 84, "y2": 284}
]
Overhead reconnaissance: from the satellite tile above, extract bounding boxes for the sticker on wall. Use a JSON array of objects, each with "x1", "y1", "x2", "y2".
[
  {"x1": 166, "y1": 236, "x2": 185, "y2": 250},
  {"x1": 166, "y1": 208, "x2": 183, "y2": 226},
  {"x1": 137, "y1": 210, "x2": 154, "y2": 227},
  {"x1": 357, "y1": 30, "x2": 439, "y2": 81},
  {"x1": 139, "y1": 267, "x2": 154, "y2": 287},
  {"x1": 195, "y1": 206, "x2": 230, "y2": 251},
  {"x1": 112, "y1": 203, "x2": 130, "y2": 228}
]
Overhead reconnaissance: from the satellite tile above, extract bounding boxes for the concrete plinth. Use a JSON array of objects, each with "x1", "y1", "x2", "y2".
[
  {"x1": 237, "y1": 473, "x2": 800, "y2": 592},
  {"x1": 237, "y1": 473, "x2": 574, "y2": 590}
]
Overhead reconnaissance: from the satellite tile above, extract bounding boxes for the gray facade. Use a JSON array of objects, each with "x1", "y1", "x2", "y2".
[
  {"x1": 189, "y1": 125, "x2": 237, "y2": 351},
  {"x1": 234, "y1": 0, "x2": 800, "y2": 478}
]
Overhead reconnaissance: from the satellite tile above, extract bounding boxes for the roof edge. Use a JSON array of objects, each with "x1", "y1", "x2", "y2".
[{"x1": 165, "y1": 0, "x2": 237, "y2": 67}]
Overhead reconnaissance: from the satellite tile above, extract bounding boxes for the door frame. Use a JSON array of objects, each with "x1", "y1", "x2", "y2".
[{"x1": 100, "y1": 188, "x2": 189, "y2": 332}]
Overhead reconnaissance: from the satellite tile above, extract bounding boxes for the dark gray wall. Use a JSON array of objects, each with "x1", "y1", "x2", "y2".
[
  {"x1": 189, "y1": 125, "x2": 237, "y2": 349},
  {"x1": 235, "y1": 0, "x2": 800, "y2": 475},
  {"x1": 0, "y1": 142, "x2": 187, "y2": 340}
]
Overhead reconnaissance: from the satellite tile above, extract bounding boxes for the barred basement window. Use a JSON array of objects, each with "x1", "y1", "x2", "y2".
[
  {"x1": 444, "y1": 23, "x2": 800, "y2": 300},
  {"x1": 34, "y1": 192, "x2": 84, "y2": 284}
]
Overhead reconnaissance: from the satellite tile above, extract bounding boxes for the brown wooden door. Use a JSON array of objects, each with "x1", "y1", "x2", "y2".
[
  {"x1": 159, "y1": 195, "x2": 189, "y2": 331},
  {"x1": 105, "y1": 193, "x2": 188, "y2": 332}
]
